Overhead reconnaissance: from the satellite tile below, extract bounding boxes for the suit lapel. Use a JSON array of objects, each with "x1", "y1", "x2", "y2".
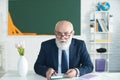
[
  {"x1": 52, "y1": 41, "x2": 58, "y2": 71},
  {"x1": 69, "y1": 39, "x2": 76, "y2": 68},
  {"x1": 54, "y1": 48, "x2": 58, "y2": 70}
]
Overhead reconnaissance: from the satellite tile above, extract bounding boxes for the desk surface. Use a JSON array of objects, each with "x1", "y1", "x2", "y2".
[
  {"x1": 0, "y1": 71, "x2": 120, "y2": 80},
  {"x1": 0, "y1": 71, "x2": 46, "y2": 80}
]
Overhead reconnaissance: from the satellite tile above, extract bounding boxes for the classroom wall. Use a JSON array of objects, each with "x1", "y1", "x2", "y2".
[{"x1": 0, "y1": 0, "x2": 120, "y2": 72}]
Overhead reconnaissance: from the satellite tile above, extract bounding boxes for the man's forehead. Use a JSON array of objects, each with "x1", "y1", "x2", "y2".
[
  {"x1": 56, "y1": 24, "x2": 72, "y2": 30},
  {"x1": 55, "y1": 26, "x2": 72, "y2": 33}
]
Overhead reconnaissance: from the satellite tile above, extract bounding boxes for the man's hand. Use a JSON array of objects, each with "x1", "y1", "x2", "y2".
[
  {"x1": 64, "y1": 69, "x2": 77, "y2": 78},
  {"x1": 46, "y1": 68, "x2": 57, "y2": 80}
]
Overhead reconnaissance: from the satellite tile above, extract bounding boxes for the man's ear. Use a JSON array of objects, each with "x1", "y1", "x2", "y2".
[{"x1": 72, "y1": 30, "x2": 75, "y2": 35}]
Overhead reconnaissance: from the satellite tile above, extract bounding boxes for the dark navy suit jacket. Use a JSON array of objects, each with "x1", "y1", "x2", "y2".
[{"x1": 34, "y1": 38, "x2": 93, "y2": 77}]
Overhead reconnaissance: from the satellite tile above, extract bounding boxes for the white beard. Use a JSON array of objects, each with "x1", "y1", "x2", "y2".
[{"x1": 55, "y1": 38, "x2": 72, "y2": 50}]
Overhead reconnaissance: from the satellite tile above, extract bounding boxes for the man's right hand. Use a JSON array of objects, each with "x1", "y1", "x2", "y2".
[{"x1": 46, "y1": 68, "x2": 57, "y2": 80}]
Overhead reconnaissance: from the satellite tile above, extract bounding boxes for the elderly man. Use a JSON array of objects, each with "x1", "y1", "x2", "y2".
[{"x1": 34, "y1": 20, "x2": 93, "y2": 80}]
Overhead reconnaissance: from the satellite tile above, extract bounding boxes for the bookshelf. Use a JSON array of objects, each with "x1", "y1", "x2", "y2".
[{"x1": 90, "y1": 11, "x2": 112, "y2": 72}]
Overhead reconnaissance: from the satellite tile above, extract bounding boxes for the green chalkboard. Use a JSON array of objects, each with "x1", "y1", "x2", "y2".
[{"x1": 9, "y1": 0, "x2": 80, "y2": 35}]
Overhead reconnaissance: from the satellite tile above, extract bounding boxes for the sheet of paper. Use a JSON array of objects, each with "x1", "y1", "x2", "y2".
[
  {"x1": 80, "y1": 74, "x2": 97, "y2": 80},
  {"x1": 80, "y1": 73, "x2": 114, "y2": 80}
]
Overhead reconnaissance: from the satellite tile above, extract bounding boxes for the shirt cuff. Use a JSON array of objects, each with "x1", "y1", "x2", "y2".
[{"x1": 75, "y1": 68, "x2": 80, "y2": 77}]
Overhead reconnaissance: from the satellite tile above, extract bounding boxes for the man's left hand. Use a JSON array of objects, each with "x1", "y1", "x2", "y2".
[{"x1": 64, "y1": 69, "x2": 77, "y2": 78}]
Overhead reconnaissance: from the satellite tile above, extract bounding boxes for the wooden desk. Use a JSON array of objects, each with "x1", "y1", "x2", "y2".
[{"x1": 0, "y1": 71, "x2": 120, "y2": 80}]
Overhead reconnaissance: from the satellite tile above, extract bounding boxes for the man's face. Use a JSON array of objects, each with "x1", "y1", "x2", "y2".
[{"x1": 55, "y1": 21, "x2": 74, "y2": 49}]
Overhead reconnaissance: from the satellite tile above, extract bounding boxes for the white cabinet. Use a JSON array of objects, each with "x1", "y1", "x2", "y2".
[{"x1": 90, "y1": 11, "x2": 112, "y2": 72}]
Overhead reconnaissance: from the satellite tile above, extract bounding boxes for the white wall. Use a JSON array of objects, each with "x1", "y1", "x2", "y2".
[
  {"x1": 107, "y1": 0, "x2": 120, "y2": 72},
  {"x1": 0, "y1": 0, "x2": 120, "y2": 72}
]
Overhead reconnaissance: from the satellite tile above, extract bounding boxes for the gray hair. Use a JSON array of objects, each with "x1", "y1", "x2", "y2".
[{"x1": 55, "y1": 20, "x2": 74, "y2": 31}]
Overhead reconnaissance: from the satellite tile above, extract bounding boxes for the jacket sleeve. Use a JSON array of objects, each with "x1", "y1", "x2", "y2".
[
  {"x1": 34, "y1": 42, "x2": 49, "y2": 77},
  {"x1": 78, "y1": 41, "x2": 94, "y2": 76}
]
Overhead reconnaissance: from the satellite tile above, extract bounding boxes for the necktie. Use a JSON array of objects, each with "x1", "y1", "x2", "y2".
[{"x1": 61, "y1": 50, "x2": 68, "y2": 73}]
